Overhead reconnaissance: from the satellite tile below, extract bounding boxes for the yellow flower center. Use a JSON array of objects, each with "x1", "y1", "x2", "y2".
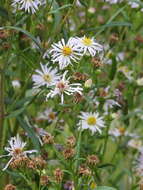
[
  {"x1": 87, "y1": 116, "x2": 96, "y2": 125},
  {"x1": 118, "y1": 127, "x2": 125, "y2": 135},
  {"x1": 43, "y1": 74, "x2": 51, "y2": 82},
  {"x1": 49, "y1": 112, "x2": 56, "y2": 120},
  {"x1": 90, "y1": 182, "x2": 97, "y2": 189},
  {"x1": 82, "y1": 37, "x2": 92, "y2": 46},
  {"x1": 62, "y1": 46, "x2": 73, "y2": 56}
]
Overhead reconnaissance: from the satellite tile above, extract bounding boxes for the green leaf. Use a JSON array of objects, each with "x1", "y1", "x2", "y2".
[
  {"x1": 95, "y1": 186, "x2": 117, "y2": 190},
  {"x1": 0, "y1": 7, "x2": 8, "y2": 19},
  {"x1": 0, "y1": 26, "x2": 43, "y2": 53},
  {"x1": 17, "y1": 116, "x2": 40, "y2": 151},
  {"x1": 48, "y1": 4, "x2": 72, "y2": 14},
  {"x1": 78, "y1": 0, "x2": 88, "y2": 7},
  {"x1": 6, "y1": 107, "x2": 25, "y2": 118}
]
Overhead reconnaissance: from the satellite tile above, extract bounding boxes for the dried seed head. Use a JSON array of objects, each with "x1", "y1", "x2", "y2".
[
  {"x1": 36, "y1": 24, "x2": 45, "y2": 30},
  {"x1": 87, "y1": 155, "x2": 100, "y2": 165},
  {"x1": 66, "y1": 136, "x2": 76, "y2": 147},
  {"x1": 42, "y1": 133, "x2": 54, "y2": 144},
  {"x1": 109, "y1": 33, "x2": 119, "y2": 43},
  {"x1": 91, "y1": 57, "x2": 103, "y2": 68},
  {"x1": 40, "y1": 175, "x2": 49, "y2": 186},
  {"x1": 27, "y1": 159, "x2": 37, "y2": 170},
  {"x1": 79, "y1": 165, "x2": 91, "y2": 176},
  {"x1": 27, "y1": 156, "x2": 46, "y2": 170},
  {"x1": 33, "y1": 156, "x2": 46, "y2": 169},
  {"x1": 63, "y1": 148, "x2": 75, "y2": 159},
  {"x1": 4, "y1": 184, "x2": 16, "y2": 190},
  {"x1": 0, "y1": 30, "x2": 10, "y2": 39},
  {"x1": 54, "y1": 168, "x2": 63, "y2": 183},
  {"x1": 10, "y1": 156, "x2": 29, "y2": 169},
  {"x1": 73, "y1": 72, "x2": 88, "y2": 81},
  {"x1": 73, "y1": 92, "x2": 84, "y2": 103}
]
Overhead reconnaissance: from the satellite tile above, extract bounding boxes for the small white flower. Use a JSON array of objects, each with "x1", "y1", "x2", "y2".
[
  {"x1": 73, "y1": 36, "x2": 103, "y2": 57},
  {"x1": 118, "y1": 66, "x2": 134, "y2": 81},
  {"x1": 0, "y1": 135, "x2": 37, "y2": 171},
  {"x1": 78, "y1": 112, "x2": 105, "y2": 134},
  {"x1": 12, "y1": 80, "x2": 21, "y2": 89},
  {"x1": 137, "y1": 78, "x2": 143, "y2": 86},
  {"x1": 105, "y1": 0, "x2": 122, "y2": 4},
  {"x1": 36, "y1": 108, "x2": 57, "y2": 122},
  {"x1": 103, "y1": 99, "x2": 121, "y2": 113},
  {"x1": 12, "y1": 0, "x2": 41, "y2": 14},
  {"x1": 46, "y1": 71, "x2": 83, "y2": 104},
  {"x1": 109, "y1": 127, "x2": 138, "y2": 138},
  {"x1": 128, "y1": 0, "x2": 140, "y2": 8},
  {"x1": 33, "y1": 125, "x2": 48, "y2": 145},
  {"x1": 136, "y1": 152, "x2": 143, "y2": 177},
  {"x1": 128, "y1": 139, "x2": 142, "y2": 150},
  {"x1": 50, "y1": 38, "x2": 83, "y2": 70},
  {"x1": 32, "y1": 63, "x2": 60, "y2": 88}
]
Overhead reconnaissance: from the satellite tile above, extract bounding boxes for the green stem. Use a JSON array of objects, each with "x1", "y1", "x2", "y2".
[{"x1": 0, "y1": 67, "x2": 5, "y2": 153}]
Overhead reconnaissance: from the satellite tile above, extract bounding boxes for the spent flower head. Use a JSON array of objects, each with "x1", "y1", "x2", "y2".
[
  {"x1": 0, "y1": 135, "x2": 37, "y2": 171},
  {"x1": 46, "y1": 71, "x2": 83, "y2": 104}
]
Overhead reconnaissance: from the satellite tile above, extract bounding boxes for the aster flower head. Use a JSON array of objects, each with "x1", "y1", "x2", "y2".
[
  {"x1": 73, "y1": 36, "x2": 103, "y2": 57},
  {"x1": 78, "y1": 112, "x2": 105, "y2": 134},
  {"x1": 103, "y1": 99, "x2": 121, "y2": 113},
  {"x1": 32, "y1": 125, "x2": 49, "y2": 145},
  {"x1": 109, "y1": 127, "x2": 138, "y2": 138},
  {"x1": 11, "y1": 0, "x2": 41, "y2": 14},
  {"x1": 36, "y1": 108, "x2": 57, "y2": 122},
  {"x1": 50, "y1": 38, "x2": 83, "y2": 70},
  {"x1": 46, "y1": 71, "x2": 83, "y2": 104},
  {"x1": 105, "y1": 0, "x2": 121, "y2": 4},
  {"x1": 0, "y1": 135, "x2": 37, "y2": 171},
  {"x1": 32, "y1": 63, "x2": 60, "y2": 88}
]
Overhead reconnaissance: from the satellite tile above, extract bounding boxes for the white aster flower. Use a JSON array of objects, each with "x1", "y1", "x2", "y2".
[
  {"x1": 109, "y1": 127, "x2": 138, "y2": 138},
  {"x1": 74, "y1": 36, "x2": 103, "y2": 57},
  {"x1": 46, "y1": 71, "x2": 83, "y2": 104},
  {"x1": 118, "y1": 66, "x2": 134, "y2": 81},
  {"x1": 0, "y1": 135, "x2": 37, "y2": 171},
  {"x1": 32, "y1": 63, "x2": 60, "y2": 88},
  {"x1": 50, "y1": 38, "x2": 83, "y2": 70},
  {"x1": 105, "y1": 0, "x2": 123, "y2": 4},
  {"x1": 36, "y1": 108, "x2": 57, "y2": 122},
  {"x1": 103, "y1": 99, "x2": 121, "y2": 113},
  {"x1": 11, "y1": 0, "x2": 41, "y2": 14},
  {"x1": 78, "y1": 112, "x2": 105, "y2": 134},
  {"x1": 128, "y1": 0, "x2": 140, "y2": 8},
  {"x1": 137, "y1": 78, "x2": 143, "y2": 86},
  {"x1": 128, "y1": 139, "x2": 142, "y2": 150},
  {"x1": 136, "y1": 152, "x2": 143, "y2": 177},
  {"x1": 33, "y1": 125, "x2": 48, "y2": 145},
  {"x1": 12, "y1": 80, "x2": 21, "y2": 89}
]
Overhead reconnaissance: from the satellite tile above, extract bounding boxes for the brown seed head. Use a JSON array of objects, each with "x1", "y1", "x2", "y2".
[
  {"x1": 54, "y1": 168, "x2": 63, "y2": 183},
  {"x1": 91, "y1": 57, "x2": 103, "y2": 68},
  {"x1": 73, "y1": 72, "x2": 88, "y2": 81},
  {"x1": 40, "y1": 175, "x2": 49, "y2": 185},
  {"x1": 63, "y1": 148, "x2": 75, "y2": 159},
  {"x1": 66, "y1": 136, "x2": 76, "y2": 147},
  {"x1": 73, "y1": 92, "x2": 84, "y2": 103},
  {"x1": 42, "y1": 133, "x2": 54, "y2": 144},
  {"x1": 87, "y1": 155, "x2": 100, "y2": 165},
  {"x1": 79, "y1": 165, "x2": 91, "y2": 176},
  {"x1": 10, "y1": 156, "x2": 29, "y2": 169},
  {"x1": 4, "y1": 184, "x2": 16, "y2": 190}
]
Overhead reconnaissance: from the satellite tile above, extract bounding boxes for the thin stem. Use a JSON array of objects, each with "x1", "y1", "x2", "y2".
[{"x1": 0, "y1": 67, "x2": 5, "y2": 153}]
